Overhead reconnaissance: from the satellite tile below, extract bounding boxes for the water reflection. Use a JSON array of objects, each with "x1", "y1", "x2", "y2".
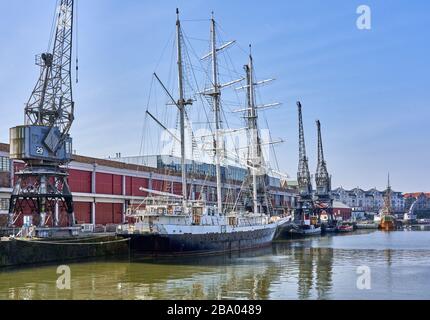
[{"x1": 1, "y1": 231, "x2": 430, "y2": 300}]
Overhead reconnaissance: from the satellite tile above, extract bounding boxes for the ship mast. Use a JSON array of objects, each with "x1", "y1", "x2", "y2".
[
  {"x1": 245, "y1": 49, "x2": 259, "y2": 214},
  {"x1": 383, "y1": 173, "x2": 392, "y2": 216},
  {"x1": 176, "y1": 9, "x2": 188, "y2": 211},
  {"x1": 210, "y1": 14, "x2": 223, "y2": 215}
]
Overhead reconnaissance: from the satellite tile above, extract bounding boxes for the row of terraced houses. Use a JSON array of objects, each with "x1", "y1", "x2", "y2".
[{"x1": 332, "y1": 187, "x2": 406, "y2": 213}]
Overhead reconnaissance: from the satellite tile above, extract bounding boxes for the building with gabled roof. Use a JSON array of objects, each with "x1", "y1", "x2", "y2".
[{"x1": 332, "y1": 186, "x2": 405, "y2": 213}]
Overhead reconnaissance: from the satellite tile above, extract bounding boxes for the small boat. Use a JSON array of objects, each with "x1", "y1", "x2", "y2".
[
  {"x1": 290, "y1": 223, "x2": 321, "y2": 236},
  {"x1": 321, "y1": 221, "x2": 338, "y2": 233},
  {"x1": 356, "y1": 221, "x2": 379, "y2": 229},
  {"x1": 337, "y1": 223, "x2": 354, "y2": 233}
]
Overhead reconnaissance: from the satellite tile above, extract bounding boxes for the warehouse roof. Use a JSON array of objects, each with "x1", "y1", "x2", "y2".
[{"x1": 333, "y1": 201, "x2": 351, "y2": 209}]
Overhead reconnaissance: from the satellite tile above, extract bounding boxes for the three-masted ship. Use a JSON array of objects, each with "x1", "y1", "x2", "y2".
[{"x1": 116, "y1": 10, "x2": 288, "y2": 255}]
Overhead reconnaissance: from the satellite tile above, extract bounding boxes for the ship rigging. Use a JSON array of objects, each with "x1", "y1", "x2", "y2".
[{"x1": 117, "y1": 9, "x2": 289, "y2": 254}]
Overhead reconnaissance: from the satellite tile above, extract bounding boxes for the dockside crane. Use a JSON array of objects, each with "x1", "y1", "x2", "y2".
[
  {"x1": 295, "y1": 102, "x2": 314, "y2": 223},
  {"x1": 9, "y1": 0, "x2": 76, "y2": 228},
  {"x1": 314, "y1": 120, "x2": 334, "y2": 225}
]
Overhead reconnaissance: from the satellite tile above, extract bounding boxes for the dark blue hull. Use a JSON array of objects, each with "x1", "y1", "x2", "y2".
[{"x1": 119, "y1": 227, "x2": 276, "y2": 256}]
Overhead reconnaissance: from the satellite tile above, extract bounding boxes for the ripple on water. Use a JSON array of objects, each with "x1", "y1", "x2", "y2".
[{"x1": 1, "y1": 231, "x2": 430, "y2": 299}]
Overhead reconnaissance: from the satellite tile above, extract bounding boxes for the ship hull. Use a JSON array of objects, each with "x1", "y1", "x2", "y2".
[
  {"x1": 119, "y1": 225, "x2": 277, "y2": 256},
  {"x1": 290, "y1": 226, "x2": 321, "y2": 236},
  {"x1": 379, "y1": 221, "x2": 396, "y2": 231},
  {"x1": 379, "y1": 215, "x2": 397, "y2": 231}
]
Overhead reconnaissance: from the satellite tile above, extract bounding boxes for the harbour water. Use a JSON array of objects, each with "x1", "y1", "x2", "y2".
[{"x1": 1, "y1": 230, "x2": 430, "y2": 300}]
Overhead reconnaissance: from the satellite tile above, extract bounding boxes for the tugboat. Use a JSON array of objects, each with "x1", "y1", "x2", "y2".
[
  {"x1": 290, "y1": 224, "x2": 321, "y2": 236},
  {"x1": 117, "y1": 10, "x2": 288, "y2": 255},
  {"x1": 290, "y1": 213, "x2": 321, "y2": 236}
]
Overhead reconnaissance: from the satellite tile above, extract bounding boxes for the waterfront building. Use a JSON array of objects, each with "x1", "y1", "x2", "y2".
[
  {"x1": 0, "y1": 143, "x2": 297, "y2": 227},
  {"x1": 404, "y1": 193, "x2": 430, "y2": 211},
  {"x1": 331, "y1": 201, "x2": 352, "y2": 221},
  {"x1": 332, "y1": 187, "x2": 405, "y2": 213}
]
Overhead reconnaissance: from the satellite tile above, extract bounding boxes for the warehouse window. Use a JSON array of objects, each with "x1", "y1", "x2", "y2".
[
  {"x1": 0, "y1": 156, "x2": 10, "y2": 172},
  {"x1": 0, "y1": 198, "x2": 9, "y2": 211}
]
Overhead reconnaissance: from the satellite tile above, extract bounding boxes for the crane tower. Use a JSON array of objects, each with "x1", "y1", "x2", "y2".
[
  {"x1": 314, "y1": 120, "x2": 334, "y2": 224},
  {"x1": 295, "y1": 101, "x2": 314, "y2": 223},
  {"x1": 9, "y1": 0, "x2": 76, "y2": 228}
]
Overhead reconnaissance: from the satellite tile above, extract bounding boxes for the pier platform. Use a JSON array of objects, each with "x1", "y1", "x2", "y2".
[{"x1": 0, "y1": 233, "x2": 130, "y2": 268}]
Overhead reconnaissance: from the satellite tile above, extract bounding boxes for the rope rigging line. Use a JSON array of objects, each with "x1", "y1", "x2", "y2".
[
  {"x1": 75, "y1": 0, "x2": 79, "y2": 84},
  {"x1": 181, "y1": 30, "x2": 216, "y2": 141},
  {"x1": 215, "y1": 24, "x2": 249, "y2": 166},
  {"x1": 47, "y1": 0, "x2": 60, "y2": 52},
  {"x1": 139, "y1": 75, "x2": 155, "y2": 158},
  {"x1": 253, "y1": 66, "x2": 284, "y2": 175},
  {"x1": 154, "y1": 30, "x2": 175, "y2": 73}
]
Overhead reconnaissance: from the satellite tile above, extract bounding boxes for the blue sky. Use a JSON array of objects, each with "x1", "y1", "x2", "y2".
[{"x1": 0, "y1": 0, "x2": 429, "y2": 192}]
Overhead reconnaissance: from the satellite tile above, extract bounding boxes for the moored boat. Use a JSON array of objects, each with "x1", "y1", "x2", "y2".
[
  {"x1": 290, "y1": 215, "x2": 322, "y2": 236},
  {"x1": 356, "y1": 221, "x2": 379, "y2": 229},
  {"x1": 290, "y1": 224, "x2": 321, "y2": 236},
  {"x1": 117, "y1": 9, "x2": 289, "y2": 255},
  {"x1": 337, "y1": 223, "x2": 354, "y2": 233},
  {"x1": 117, "y1": 201, "x2": 287, "y2": 255},
  {"x1": 379, "y1": 215, "x2": 396, "y2": 231},
  {"x1": 321, "y1": 220, "x2": 339, "y2": 233},
  {"x1": 378, "y1": 174, "x2": 397, "y2": 231}
]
